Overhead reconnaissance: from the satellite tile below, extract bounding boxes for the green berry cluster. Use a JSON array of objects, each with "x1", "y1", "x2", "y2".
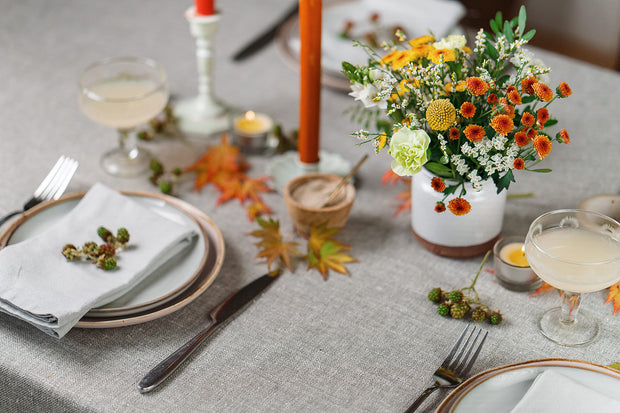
[
  {"x1": 61, "y1": 227, "x2": 130, "y2": 271},
  {"x1": 149, "y1": 159, "x2": 183, "y2": 195},
  {"x1": 428, "y1": 287, "x2": 502, "y2": 325},
  {"x1": 136, "y1": 105, "x2": 180, "y2": 141},
  {"x1": 426, "y1": 251, "x2": 503, "y2": 325}
]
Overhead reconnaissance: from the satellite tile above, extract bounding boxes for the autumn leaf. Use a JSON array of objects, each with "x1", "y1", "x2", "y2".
[
  {"x1": 382, "y1": 168, "x2": 402, "y2": 186},
  {"x1": 306, "y1": 222, "x2": 357, "y2": 280},
  {"x1": 184, "y1": 135, "x2": 273, "y2": 220},
  {"x1": 394, "y1": 187, "x2": 411, "y2": 216},
  {"x1": 248, "y1": 218, "x2": 302, "y2": 272},
  {"x1": 605, "y1": 282, "x2": 620, "y2": 315},
  {"x1": 529, "y1": 281, "x2": 556, "y2": 297},
  {"x1": 609, "y1": 362, "x2": 620, "y2": 370}
]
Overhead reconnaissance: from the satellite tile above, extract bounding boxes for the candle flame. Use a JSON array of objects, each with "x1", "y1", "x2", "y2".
[{"x1": 245, "y1": 110, "x2": 256, "y2": 121}]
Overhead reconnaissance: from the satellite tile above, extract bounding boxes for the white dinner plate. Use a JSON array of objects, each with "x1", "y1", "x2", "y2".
[
  {"x1": 275, "y1": 0, "x2": 465, "y2": 91},
  {"x1": 0, "y1": 191, "x2": 225, "y2": 327},
  {"x1": 436, "y1": 358, "x2": 620, "y2": 412}
]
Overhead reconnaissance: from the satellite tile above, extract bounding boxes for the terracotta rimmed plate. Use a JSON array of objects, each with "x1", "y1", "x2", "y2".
[
  {"x1": 436, "y1": 358, "x2": 620, "y2": 412},
  {"x1": 0, "y1": 191, "x2": 225, "y2": 328}
]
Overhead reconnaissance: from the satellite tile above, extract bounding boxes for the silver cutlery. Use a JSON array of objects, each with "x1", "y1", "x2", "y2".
[
  {"x1": 137, "y1": 269, "x2": 282, "y2": 393},
  {"x1": 0, "y1": 156, "x2": 79, "y2": 228},
  {"x1": 405, "y1": 324, "x2": 488, "y2": 413}
]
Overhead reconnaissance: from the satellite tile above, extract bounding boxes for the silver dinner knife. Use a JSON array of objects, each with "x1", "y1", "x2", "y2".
[{"x1": 137, "y1": 269, "x2": 281, "y2": 393}]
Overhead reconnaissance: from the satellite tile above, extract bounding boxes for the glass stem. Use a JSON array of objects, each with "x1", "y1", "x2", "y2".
[
  {"x1": 118, "y1": 129, "x2": 139, "y2": 159},
  {"x1": 559, "y1": 290, "x2": 582, "y2": 325}
]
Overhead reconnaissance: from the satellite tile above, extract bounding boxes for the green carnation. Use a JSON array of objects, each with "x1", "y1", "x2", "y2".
[{"x1": 388, "y1": 127, "x2": 430, "y2": 176}]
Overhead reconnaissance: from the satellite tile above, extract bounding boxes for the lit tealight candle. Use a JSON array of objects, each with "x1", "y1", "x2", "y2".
[
  {"x1": 493, "y1": 236, "x2": 541, "y2": 292},
  {"x1": 499, "y1": 242, "x2": 529, "y2": 267},
  {"x1": 232, "y1": 111, "x2": 273, "y2": 153}
]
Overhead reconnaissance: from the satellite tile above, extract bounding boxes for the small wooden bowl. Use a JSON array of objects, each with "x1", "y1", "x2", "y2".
[{"x1": 283, "y1": 173, "x2": 356, "y2": 236}]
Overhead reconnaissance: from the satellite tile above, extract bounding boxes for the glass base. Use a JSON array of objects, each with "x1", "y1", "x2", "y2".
[
  {"x1": 100, "y1": 146, "x2": 151, "y2": 177},
  {"x1": 538, "y1": 307, "x2": 599, "y2": 346}
]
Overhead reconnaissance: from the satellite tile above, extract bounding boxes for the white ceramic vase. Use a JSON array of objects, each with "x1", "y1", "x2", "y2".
[{"x1": 411, "y1": 168, "x2": 506, "y2": 258}]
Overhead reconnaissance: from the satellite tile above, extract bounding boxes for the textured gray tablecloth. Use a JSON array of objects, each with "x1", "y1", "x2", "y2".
[{"x1": 1, "y1": 1, "x2": 619, "y2": 412}]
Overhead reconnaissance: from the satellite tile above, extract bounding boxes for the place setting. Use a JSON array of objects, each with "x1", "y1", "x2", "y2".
[{"x1": 1, "y1": 0, "x2": 620, "y2": 411}]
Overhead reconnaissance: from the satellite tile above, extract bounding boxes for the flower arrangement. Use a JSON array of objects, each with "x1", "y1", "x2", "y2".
[{"x1": 342, "y1": 7, "x2": 571, "y2": 215}]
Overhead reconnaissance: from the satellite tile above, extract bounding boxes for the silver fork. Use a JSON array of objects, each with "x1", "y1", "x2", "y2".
[
  {"x1": 0, "y1": 156, "x2": 79, "y2": 227},
  {"x1": 405, "y1": 324, "x2": 488, "y2": 413}
]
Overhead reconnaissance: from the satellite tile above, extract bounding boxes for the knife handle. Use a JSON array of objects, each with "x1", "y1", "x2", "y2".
[{"x1": 137, "y1": 317, "x2": 220, "y2": 393}]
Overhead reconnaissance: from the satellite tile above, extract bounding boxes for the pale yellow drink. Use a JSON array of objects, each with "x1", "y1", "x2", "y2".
[
  {"x1": 79, "y1": 78, "x2": 167, "y2": 130},
  {"x1": 525, "y1": 227, "x2": 620, "y2": 293}
]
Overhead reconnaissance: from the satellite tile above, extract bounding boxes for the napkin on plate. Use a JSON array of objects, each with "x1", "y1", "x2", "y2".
[
  {"x1": 0, "y1": 183, "x2": 197, "y2": 338},
  {"x1": 510, "y1": 369, "x2": 620, "y2": 413}
]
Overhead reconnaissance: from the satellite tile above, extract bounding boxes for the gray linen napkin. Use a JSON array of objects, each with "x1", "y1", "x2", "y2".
[{"x1": 0, "y1": 183, "x2": 197, "y2": 338}]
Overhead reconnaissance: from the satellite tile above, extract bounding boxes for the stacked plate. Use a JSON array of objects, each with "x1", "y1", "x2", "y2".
[{"x1": 0, "y1": 191, "x2": 225, "y2": 328}]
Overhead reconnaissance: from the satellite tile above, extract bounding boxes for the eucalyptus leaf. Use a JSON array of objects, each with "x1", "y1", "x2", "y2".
[
  {"x1": 523, "y1": 29, "x2": 536, "y2": 41},
  {"x1": 518, "y1": 6, "x2": 527, "y2": 37},
  {"x1": 425, "y1": 162, "x2": 453, "y2": 178},
  {"x1": 490, "y1": 19, "x2": 499, "y2": 34},
  {"x1": 503, "y1": 21, "x2": 514, "y2": 43},
  {"x1": 521, "y1": 95, "x2": 536, "y2": 104},
  {"x1": 530, "y1": 168, "x2": 552, "y2": 173}
]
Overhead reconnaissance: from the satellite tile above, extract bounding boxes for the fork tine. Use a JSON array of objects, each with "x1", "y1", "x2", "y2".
[
  {"x1": 38, "y1": 157, "x2": 78, "y2": 201},
  {"x1": 461, "y1": 329, "x2": 487, "y2": 377},
  {"x1": 449, "y1": 326, "x2": 487, "y2": 375},
  {"x1": 32, "y1": 156, "x2": 67, "y2": 198},
  {"x1": 440, "y1": 324, "x2": 471, "y2": 369},
  {"x1": 49, "y1": 159, "x2": 79, "y2": 200}
]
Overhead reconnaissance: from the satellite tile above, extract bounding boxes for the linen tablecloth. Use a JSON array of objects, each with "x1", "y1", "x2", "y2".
[{"x1": 1, "y1": 0, "x2": 619, "y2": 411}]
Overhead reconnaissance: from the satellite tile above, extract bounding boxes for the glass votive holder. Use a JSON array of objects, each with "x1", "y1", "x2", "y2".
[
  {"x1": 232, "y1": 110, "x2": 273, "y2": 154},
  {"x1": 493, "y1": 235, "x2": 542, "y2": 291}
]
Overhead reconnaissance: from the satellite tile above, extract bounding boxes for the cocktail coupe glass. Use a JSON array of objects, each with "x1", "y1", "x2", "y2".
[
  {"x1": 78, "y1": 56, "x2": 169, "y2": 177},
  {"x1": 524, "y1": 209, "x2": 620, "y2": 346}
]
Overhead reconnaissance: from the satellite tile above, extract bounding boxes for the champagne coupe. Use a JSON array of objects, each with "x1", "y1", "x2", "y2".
[
  {"x1": 524, "y1": 209, "x2": 620, "y2": 346},
  {"x1": 78, "y1": 56, "x2": 169, "y2": 177}
]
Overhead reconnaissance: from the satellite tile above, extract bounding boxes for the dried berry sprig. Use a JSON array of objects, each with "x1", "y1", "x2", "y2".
[
  {"x1": 427, "y1": 251, "x2": 503, "y2": 325},
  {"x1": 62, "y1": 227, "x2": 131, "y2": 271},
  {"x1": 136, "y1": 105, "x2": 180, "y2": 141},
  {"x1": 148, "y1": 159, "x2": 184, "y2": 195}
]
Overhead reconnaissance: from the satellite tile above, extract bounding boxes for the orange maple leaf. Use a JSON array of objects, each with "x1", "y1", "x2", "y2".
[
  {"x1": 381, "y1": 168, "x2": 401, "y2": 186},
  {"x1": 605, "y1": 282, "x2": 620, "y2": 315},
  {"x1": 184, "y1": 135, "x2": 248, "y2": 190},
  {"x1": 529, "y1": 281, "x2": 557, "y2": 297},
  {"x1": 239, "y1": 176, "x2": 273, "y2": 204},
  {"x1": 248, "y1": 218, "x2": 302, "y2": 272},
  {"x1": 246, "y1": 200, "x2": 272, "y2": 221},
  {"x1": 394, "y1": 187, "x2": 412, "y2": 216},
  {"x1": 306, "y1": 222, "x2": 357, "y2": 280}
]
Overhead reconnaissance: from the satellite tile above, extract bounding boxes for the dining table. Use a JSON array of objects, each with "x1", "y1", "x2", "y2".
[{"x1": 1, "y1": 0, "x2": 620, "y2": 412}]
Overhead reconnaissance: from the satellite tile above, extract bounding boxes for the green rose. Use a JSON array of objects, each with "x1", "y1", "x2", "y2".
[{"x1": 389, "y1": 127, "x2": 430, "y2": 176}]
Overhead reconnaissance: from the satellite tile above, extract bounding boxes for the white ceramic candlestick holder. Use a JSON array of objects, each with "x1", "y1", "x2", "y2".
[{"x1": 175, "y1": 7, "x2": 232, "y2": 138}]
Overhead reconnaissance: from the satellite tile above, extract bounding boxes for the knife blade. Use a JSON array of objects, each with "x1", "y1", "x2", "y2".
[
  {"x1": 232, "y1": 3, "x2": 298, "y2": 61},
  {"x1": 137, "y1": 269, "x2": 281, "y2": 393}
]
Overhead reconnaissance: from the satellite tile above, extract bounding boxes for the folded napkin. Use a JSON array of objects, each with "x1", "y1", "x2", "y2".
[
  {"x1": 0, "y1": 183, "x2": 196, "y2": 338},
  {"x1": 510, "y1": 369, "x2": 620, "y2": 413}
]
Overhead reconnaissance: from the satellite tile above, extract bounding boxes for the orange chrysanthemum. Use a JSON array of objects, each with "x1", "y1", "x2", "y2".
[
  {"x1": 533, "y1": 135, "x2": 552, "y2": 159},
  {"x1": 447, "y1": 197, "x2": 472, "y2": 216},
  {"x1": 464, "y1": 124, "x2": 485, "y2": 142},
  {"x1": 558, "y1": 81, "x2": 572, "y2": 97},
  {"x1": 506, "y1": 85, "x2": 517, "y2": 94},
  {"x1": 507, "y1": 89, "x2": 522, "y2": 105},
  {"x1": 410, "y1": 44, "x2": 434, "y2": 59},
  {"x1": 487, "y1": 93, "x2": 498, "y2": 104},
  {"x1": 429, "y1": 48, "x2": 456, "y2": 64},
  {"x1": 449, "y1": 127, "x2": 460, "y2": 140},
  {"x1": 526, "y1": 127, "x2": 538, "y2": 140},
  {"x1": 559, "y1": 128, "x2": 570, "y2": 144},
  {"x1": 532, "y1": 82, "x2": 553, "y2": 102},
  {"x1": 434, "y1": 203, "x2": 446, "y2": 213},
  {"x1": 514, "y1": 131, "x2": 529, "y2": 147},
  {"x1": 497, "y1": 97, "x2": 515, "y2": 118},
  {"x1": 536, "y1": 107, "x2": 550, "y2": 126},
  {"x1": 513, "y1": 158, "x2": 525, "y2": 170},
  {"x1": 466, "y1": 77, "x2": 489, "y2": 96},
  {"x1": 521, "y1": 76, "x2": 537, "y2": 95},
  {"x1": 490, "y1": 114, "x2": 514, "y2": 135},
  {"x1": 521, "y1": 112, "x2": 535, "y2": 128},
  {"x1": 431, "y1": 177, "x2": 446, "y2": 192},
  {"x1": 408, "y1": 35, "x2": 435, "y2": 47},
  {"x1": 460, "y1": 102, "x2": 476, "y2": 118}
]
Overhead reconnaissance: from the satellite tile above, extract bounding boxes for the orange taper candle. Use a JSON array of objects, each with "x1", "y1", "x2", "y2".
[
  {"x1": 195, "y1": 0, "x2": 214, "y2": 16},
  {"x1": 298, "y1": 0, "x2": 321, "y2": 165}
]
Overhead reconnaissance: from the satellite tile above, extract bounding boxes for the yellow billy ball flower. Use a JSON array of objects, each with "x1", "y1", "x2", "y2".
[{"x1": 426, "y1": 99, "x2": 456, "y2": 131}]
